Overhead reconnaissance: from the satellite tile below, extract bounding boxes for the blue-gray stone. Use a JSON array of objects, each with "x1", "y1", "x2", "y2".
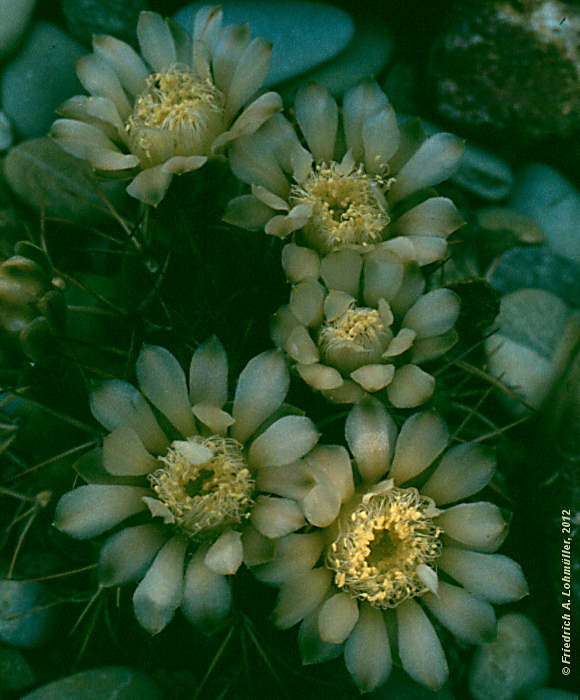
[
  {"x1": 0, "y1": 0, "x2": 36, "y2": 60},
  {"x1": 21, "y1": 667, "x2": 163, "y2": 700},
  {"x1": 0, "y1": 22, "x2": 85, "y2": 138},
  {"x1": 60, "y1": 0, "x2": 146, "y2": 47},
  {"x1": 0, "y1": 579, "x2": 55, "y2": 648},
  {"x1": 488, "y1": 245, "x2": 580, "y2": 309},
  {"x1": 175, "y1": 1, "x2": 354, "y2": 87},
  {"x1": 509, "y1": 163, "x2": 580, "y2": 263},
  {"x1": 0, "y1": 111, "x2": 12, "y2": 151}
]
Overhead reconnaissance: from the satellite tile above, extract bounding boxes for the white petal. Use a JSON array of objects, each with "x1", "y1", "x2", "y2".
[
  {"x1": 437, "y1": 502, "x2": 507, "y2": 552},
  {"x1": 143, "y1": 497, "x2": 175, "y2": 524},
  {"x1": 297, "y1": 362, "x2": 343, "y2": 390},
  {"x1": 212, "y1": 23, "x2": 250, "y2": 94},
  {"x1": 161, "y1": 155, "x2": 207, "y2": 174},
  {"x1": 103, "y1": 426, "x2": 158, "y2": 476},
  {"x1": 192, "y1": 403, "x2": 234, "y2": 435},
  {"x1": 410, "y1": 330, "x2": 458, "y2": 363},
  {"x1": 212, "y1": 92, "x2": 283, "y2": 151},
  {"x1": 344, "y1": 604, "x2": 392, "y2": 692},
  {"x1": 438, "y1": 549, "x2": 528, "y2": 603},
  {"x1": 99, "y1": 524, "x2": 167, "y2": 586},
  {"x1": 320, "y1": 250, "x2": 362, "y2": 296},
  {"x1": 389, "y1": 409, "x2": 448, "y2": 484},
  {"x1": 295, "y1": 83, "x2": 338, "y2": 163},
  {"x1": 389, "y1": 133, "x2": 465, "y2": 204},
  {"x1": 322, "y1": 379, "x2": 366, "y2": 404},
  {"x1": 204, "y1": 529, "x2": 243, "y2": 575},
  {"x1": 302, "y1": 478, "x2": 341, "y2": 527},
  {"x1": 402, "y1": 289, "x2": 461, "y2": 339},
  {"x1": 228, "y1": 132, "x2": 288, "y2": 197},
  {"x1": 385, "y1": 235, "x2": 448, "y2": 266},
  {"x1": 389, "y1": 263, "x2": 425, "y2": 317},
  {"x1": 423, "y1": 581, "x2": 497, "y2": 645},
  {"x1": 249, "y1": 416, "x2": 320, "y2": 468},
  {"x1": 223, "y1": 194, "x2": 273, "y2": 230},
  {"x1": 273, "y1": 568, "x2": 332, "y2": 629},
  {"x1": 362, "y1": 256, "x2": 404, "y2": 307},
  {"x1": 264, "y1": 204, "x2": 311, "y2": 238},
  {"x1": 126, "y1": 165, "x2": 174, "y2": 207},
  {"x1": 289, "y1": 278, "x2": 325, "y2": 327},
  {"x1": 255, "y1": 462, "x2": 312, "y2": 500},
  {"x1": 304, "y1": 445, "x2": 354, "y2": 503},
  {"x1": 342, "y1": 79, "x2": 389, "y2": 163},
  {"x1": 390, "y1": 197, "x2": 465, "y2": 238},
  {"x1": 253, "y1": 532, "x2": 324, "y2": 584},
  {"x1": 59, "y1": 95, "x2": 125, "y2": 143},
  {"x1": 227, "y1": 36, "x2": 272, "y2": 118},
  {"x1": 285, "y1": 327, "x2": 320, "y2": 365},
  {"x1": 132, "y1": 535, "x2": 187, "y2": 634},
  {"x1": 167, "y1": 17, "x2": 193, "y2": 65},
  {"x1": 281, "y1": 244, "x2": 321, "y2": 283},
  {"x1": 387, "y1": 364, "x2": 435, "y2": 410},
  {"x1": 350, "y1": 363, "x2": 395, "y2": 392},
  {"x1": 189, "y1": 335, "x2": 228, "y2": 408},
  {"x1": 137, "y1": 11, "x2": 176, "y2": 73},
  {"x1": 397, "y1": 599, "x2": 448, "y2": 690},
  {"x1": 251, "y1": 184, "x2": 290, "y2": 210},
  {"x1": 299, "y1": 605, "x2": 343, "y2": 665},
  {"x1": 241, "y1": 525, "x2": 275, "y2": 567},
  {"x1": 92, "y1": 34, "x2": 149, "y2": 98},
  {"x1": 318, "y1": 593, "x2": 359, "y2": 644},
  {"x1": 345, "y1": 397, "x2": 397, "y2": 482},
  {"x1": 362, "y1": 105, "x2": 399, "y2": 174},
  {"x1": 421, "y1": 443, "x2": 497, "y2": 505},
  {"x1": 136, "y1": 345, "x2": 196, "y2": 437},
  {"x1": 323, "y1": 289, "x2": 355, "y2": 322},
  {"x1": 383, "y1": 328, "x2": 416, "y2": 357},
  {"x1": 182, "y1": 550, "x2": 232, "y2": 629},
  {"x1": 231, "y1": 349, "x2": 289, "y2": 442},
  {"x1": 76, "y1": 54, "x2": 132, "y2": 119},
  {"x1": 250, "y1": 496, "x2": 305, "y2": 538},
  {"x1": 193, "y1": 5, "x2": 223, "y2": 47},
  {"x1": 54, "y1": 485, "x2": 149, "y2": 539},
  {"x1": 90, "y1": 379, "x2": 168, "y2": 454}
]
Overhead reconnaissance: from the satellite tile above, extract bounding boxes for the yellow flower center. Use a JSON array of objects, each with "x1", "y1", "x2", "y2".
[
  {"x1": 319, "y1": 306, "x2": 391, "y2": 374},
  {"x1": 126, "y1": 65, "x2": 225, "y2": 168},
  {"x1": 149, "y1": 435, "x2": 254, "y2": 540},
  {"x1": 327, "y1": 484, "x2": 442, "y2": 609},
  {"x1": 290, "y1": 162, "x2": 391, "y2": 253}
]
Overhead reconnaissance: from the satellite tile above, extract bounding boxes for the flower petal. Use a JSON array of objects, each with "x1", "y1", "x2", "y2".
[
  {"x1": 99, "y1": 524, "x2": 167, "y2": 586},
  {"x1": 103, "y1": 426, "x2": 158, "y2": 476},
  {"x1": 344, "y1": 604, "x2": 392, "y2": 692},
  {"x1": 182, "y1": 549, "x2": 232, "y2": 629},
  {"x1": 126, "y1": 165, "x2": 174, "y2": 206},
  {"x1": 350, "y1": 363, "x2": 395, "y2": 392},
  {"x1": 289, "y1": 278, "x2": 325, "y2": 327},
  {"x1": 402, "y1": 289, "x2": 461, "y2": 339},
  {"x1": 342, "y1": 79, "x2": 389, "y2": 163},
  {"x1": 397, "y1": 598, "x2": 448, "y2": 690},
  {"x1": 281, "y1": 244, "x2": 321, "y2": 283},
  {"x1": 76, "y1": 54, "x2": 132, "y2": 120},
  {"x1": 345, "y1": 397, "x2": 397, "y2": 483},
  {"x1": 437, "y1": 502, "x2": 508, "y2": 552},
  {"x1": 204, "y1": 529, "x2": 243, "y2": 575},
  {"x1": 297, "y1": 363, "x2": 342, "y2": 390},
  {"x1": 387, "y1": 364, "x2": 435, "y2": 409},
  {"x1": 253, "y1": 532, "x2": 324, "y2": 584},
  {"x1": 223, "y1": 194, "x2": 273, "y2": 230},
  {"x1": 137, "y1": 11, "x2": 176, "y2": 73},
  {"x1": 410, "y1": 330, "x2": 458, "y2": 363},
  {"x1": 212, "y1": 23, "x2": 250, "y2": 94},
  {"x1": 320, "y1": 250, "x2": 362, "y2": 296},
  {"x1": 90, "y1": 379, "x2": 168, "y2": 454},
  {"x1": 299, "y1": 606, "x2": 343, "y2": 665},
  {"x1": 136, "y1": 345, "x2": 196, "y2": 437},
  {"x1": 302, "y1": 478, "x2": 341, "y2": 527},
  {"x1": 285, "y1": 327, "x2": 320, "y2": 365},
  {"x1": 92, "y1": 34, "x2": 149, "y2": 98},
  {"x1": 54, "y1": 485, "x2": 149, "y2": 539},
  {"x1": 389, "y1": 409, "x2": 448, "y2": 484},
  {"x1": 273, "y1": 568, "x2": 331, "y2": 629},
  {"x1": 295, "y1": 83, "x2": 337, "y2": 163},
  {"x1": 362, "y1": 105, "x2": 399, "y2": 174},
  {"x1": 423, "y1": 580, "x2": 497, "y2": 645},
  {"x1": 250, "y1": 496, "x2": 305, "y2": 538},
  {"x1": 304, "y1": 445, "x2": 354, "y2": 503},
  {"x1": 189, "y1": 335, "x2": 228, "y2": 408},
  {"x1": 390, "y1": 197, "x2": 464, "y2": 238},
  {"x1": 132, "y1": 535, "x2": 186, "y2": 635},
  {"x1": 212, "y1": 92, "x2": 283, "y2": 152},
  {"x1": 227, "y1": 36, "x2": 272, "y2": 118},
  {"x1": 318, "y1": 592, "x2": 359, "y2": 644},
  {"x1": 231, "y1": 350, "x2": 289, "y2": 442},
  {"x1": 362, "y1": 255, "x2": 404, "y2": 307},
  {"x1": 438, "y1": 549, "x2": 529, "y2": 603},
  {"x1": 249, "y1": 415, "x2": 320, "y2": 468},
  {"x1": 421, "y1": 443, "x2": 496, "y2": 505}
]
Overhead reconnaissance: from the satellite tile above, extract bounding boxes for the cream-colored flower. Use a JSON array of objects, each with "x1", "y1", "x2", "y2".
[
  {"x1": 260, "y1": 398, "x2": 528, "y2": 692},
  {"x1": 224, "y1": 81, "x2": 465, "y2": 259},
  {"x1": 53, "y1": 338, "x2": 321, "y2": 634},
  {"x1": 271, "y1": 243, "x2": 461, "y2": 406},
  {"x1": 50, "y1": 8, "x2": 282, "y2": 206}
]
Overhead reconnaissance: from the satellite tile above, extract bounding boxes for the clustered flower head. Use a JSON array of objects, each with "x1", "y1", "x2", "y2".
[
  {"x1": 261, "y1": 398, "x2": 528, "y2": 692},
  {"x1": 224, "y1": 81, "x2": 465, "y2": 263},
  {"x1": 54, "y1": 338, "x2": 324, "y2": 634},
  {"x1": 271, "y1": 243, "x2": 461, "y2": 406},
  {"x1": 50, "y1": 8, "x2": 282, "y2": 205}
]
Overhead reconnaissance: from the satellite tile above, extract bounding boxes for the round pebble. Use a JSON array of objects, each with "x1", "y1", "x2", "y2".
[{"x1": 0, "y1": 0, "x2": 36, "y2": 60}]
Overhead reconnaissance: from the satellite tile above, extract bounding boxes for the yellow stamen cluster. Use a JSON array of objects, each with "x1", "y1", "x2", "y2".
[
  {"x1": 149, "y1": 435, "x2": 254, "y2": 540},
  {"x1": 126, "y1": 65, "x2": 225, "y2": 167},
  {"x1": 291, "y1": 162, "x2": 390, "y2": 253},
  {"x1": 327, "y1": 485, "x2": 442, "y2": 609},
  {"x1": 319, "y1": 305, "x2": 391, "y2": 373}
]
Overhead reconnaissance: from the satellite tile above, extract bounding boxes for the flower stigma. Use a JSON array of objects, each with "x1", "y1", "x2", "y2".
[
  {"x1": 149, "y1": 435, "x2": 254, "y2": 540},
  {"x1": 319, "y1": 304, "x2": 392, "y2": 374},
  {"x1": 327, "y1": 483, "x2": 442, "y2": 608},
  {"x1": 126, "y1": 65, "x2": 225, "y2": 167},
  {"x1": 290, "y1": 162, "x2": 391, "y2": 253}
]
